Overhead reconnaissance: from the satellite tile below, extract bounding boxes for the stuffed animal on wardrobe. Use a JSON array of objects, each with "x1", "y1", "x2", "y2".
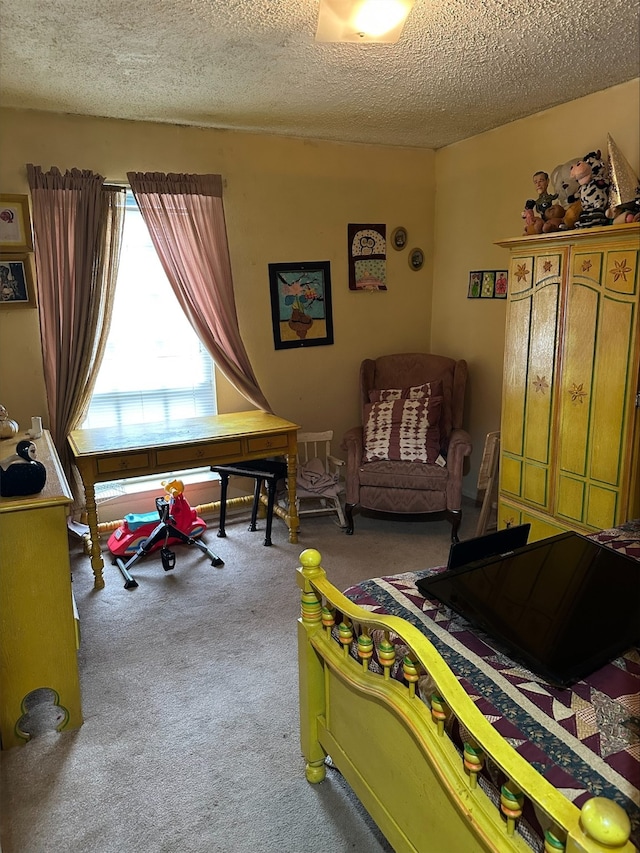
[
  {"x1": 550, "y1": 159, "x2": 582, "y2": 229},
  {"x1": 522, "y1": 199, "x2": 544, "y2": 234},
  {"x1": 607, "y1": 199, "x2": 640, "y2": 224},
  {"x1": 568, "y1": 151, "x2": 610, "y2": 228},
  {"x1": 536, "y1": 198, "x2": 567, "y2": 233}
]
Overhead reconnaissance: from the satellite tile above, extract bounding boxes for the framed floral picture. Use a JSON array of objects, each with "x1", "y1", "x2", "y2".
[
  {"x1": 0, "y1": 255, "x2": 37, "y2": 308},
  {"x1": 0, "y1": 195, "x2": 33, "y2": 252},
  {"x1": 268, "y1": 261, "x2": 334, "y2": 349},
  {"x1": 494, "y1": 270, "x2": 508, "y2": 298}
]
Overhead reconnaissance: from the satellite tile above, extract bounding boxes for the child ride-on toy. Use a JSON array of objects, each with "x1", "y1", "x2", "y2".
[{"x1": 107, "y1": 479, "x2": 223, "y2": 589}]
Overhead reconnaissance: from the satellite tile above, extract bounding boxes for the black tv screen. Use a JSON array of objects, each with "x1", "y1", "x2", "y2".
[{"x1": 418, "y1": 532, "x2": 640, "y2": 687}]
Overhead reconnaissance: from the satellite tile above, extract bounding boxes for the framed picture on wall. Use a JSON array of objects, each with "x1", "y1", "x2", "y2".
[
  {"x1": 481, "y1": 271, "x2": 496, "y2": 297},
  {"x1": 347, "y1": 223, "x2": 387, "y2": 290},
  {"x1": 467, "y1": 269, "x2": 507, "y2": 299},
  {"x1": 468, "y1": 271, "x2": 482, "y2": 298},
  {"x1": 268, "y1": 261, "x2": 334, "y2": 349},
  {"x1": 390, "y1": 226, "x2": 407, "y2": 251},
  {"x1": 408, "y1": 248, "x2": 424, "y2": 271},
  {"x1": 0, "y1": 195, "x2": 33, "y2": 252},
  {"x1": 0, "y1": 255, "x2": 37, "y2": 308},
  {"x1": 494, "y1": 270, "x2": 508, "y2": 298}
]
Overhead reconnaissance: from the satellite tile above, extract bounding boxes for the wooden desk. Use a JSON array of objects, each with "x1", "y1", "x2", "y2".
[
  {"x1": 68, "y1": 411, "x2": 300, "y2": 589},
  {"x1": 0, "y1": 431, "x2": 82, "y2": 748}
]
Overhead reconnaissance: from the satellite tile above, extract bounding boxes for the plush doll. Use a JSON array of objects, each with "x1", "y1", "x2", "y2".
[
  {"x1": 530, "y1": 170, "x2": 558, "y2": 216},
  {"x1": 550, "y1": 159, "x2": 582, "y2": 229},
  {"x1": 541, "y1": 202, "x2": 566, "y2": 233},
  {"x1": 522, "y1": 199, "x2": 544, "y2": 235},
  {"x1": 607, "y1": 199, "x2": 640, "y2": 224},
  {"x1": 527, "y1": 172, "x2": 567, "y2": 233},
  {"x1": 569, "y1": 151, "x2": 610, "y2": 228}
]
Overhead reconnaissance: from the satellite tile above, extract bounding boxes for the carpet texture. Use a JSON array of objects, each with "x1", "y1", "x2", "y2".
[{"x1": 1, "y1": 502, "x2": 479, "y2": 853}]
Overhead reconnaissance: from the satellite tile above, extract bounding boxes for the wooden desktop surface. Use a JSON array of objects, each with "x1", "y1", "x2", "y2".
[{"x1": 68, "y1": 411, "x2": 300, "y2": 589}]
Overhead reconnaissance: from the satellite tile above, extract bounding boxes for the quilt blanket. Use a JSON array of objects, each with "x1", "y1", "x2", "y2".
[{"x1": 342, "y1": 521, "x2": 640, "y2": 850}]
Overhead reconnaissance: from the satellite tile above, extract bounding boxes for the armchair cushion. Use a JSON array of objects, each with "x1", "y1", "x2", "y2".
[{"x1": 363, "y1": 396, "x2": 442, "y2": 464}]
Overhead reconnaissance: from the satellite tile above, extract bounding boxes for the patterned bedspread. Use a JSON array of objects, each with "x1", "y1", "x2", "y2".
[{"x1": 342, "y1": 520, "x2": 640, "y2": 849}]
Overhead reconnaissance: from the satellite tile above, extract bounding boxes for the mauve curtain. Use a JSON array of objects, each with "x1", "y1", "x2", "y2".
[
  {"x1": 26, "y1": 164, "x2": 125, "y2": 485},
  {"x1": 127, "y1": 172, "x2": 271, "y2": 413}
]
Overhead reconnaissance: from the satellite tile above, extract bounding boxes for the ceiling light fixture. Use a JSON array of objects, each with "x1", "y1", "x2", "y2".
[{"x1": 315, "y1": 0, "x2": 415, "y2": 43}]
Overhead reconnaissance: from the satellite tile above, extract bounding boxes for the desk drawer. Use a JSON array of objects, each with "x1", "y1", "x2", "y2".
[
  {"x1": 157, "y1": 440, "x2": 242, "y2": 467},
  {"x1": 247, "y1": 435, "x2": 289, "y2": 454},
  {"x1": 97, "y1": 453, "x2": 150, "y2": 474}
]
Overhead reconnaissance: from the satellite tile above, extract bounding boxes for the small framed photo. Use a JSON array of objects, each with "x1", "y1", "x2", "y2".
[
  {"x1": 494, "y1": 270, "x2": 508, "y2": 298},
  {"x1": 390, "y1": 226, "x2": 407, "y2": 251},
  {"x1": 468, "y1": 271, "x2": 482, "y2": 298},
  {"x1": 0, "y1": 195, "x2": 33, "y2": 252},
  {"x1": 481, "y1": 271, "x2": 495, "y2": 297},
  {"x1": 0, "y1": 256, "x2": 37, "y2": 308},
  {"x1": 408, "y1": 247, "x2": 424, "y2": 271},
  {"x1": 268, "y1": 260, "x2": 334, "y2": 349}
]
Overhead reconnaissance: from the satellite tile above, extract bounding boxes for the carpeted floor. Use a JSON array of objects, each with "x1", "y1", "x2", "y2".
[{"x1": 0, "y1": 501, "x2": 480, "y2": 853}]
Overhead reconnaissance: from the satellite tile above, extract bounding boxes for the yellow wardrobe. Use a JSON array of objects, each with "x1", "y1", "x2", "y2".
[{"x1": 497, "y1": 223, "x2": 640, "y2": 540}]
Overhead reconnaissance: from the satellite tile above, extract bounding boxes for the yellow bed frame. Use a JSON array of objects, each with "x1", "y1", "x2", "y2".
[{"x1": 296, "y1": 549, "x2": 636, "y2": 853}]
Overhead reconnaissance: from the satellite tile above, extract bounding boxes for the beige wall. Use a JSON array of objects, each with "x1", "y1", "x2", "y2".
[
  {"x1": 432, "y1": 78, "x2": 640, "y2": 491},
  {"x1": 0, "y1": 109, "x2": 434, "y2": 457},
  {"x1": 1, "y1": 78, "x2": 638, "y2": 503}
]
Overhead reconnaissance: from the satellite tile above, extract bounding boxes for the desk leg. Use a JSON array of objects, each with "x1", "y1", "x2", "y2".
[
  {"x1": 287, "y1": 451, "x2": 299, "y2": 544},
  {"x1": 84, "y1": 482, "x2": 105, "y2": 589}
]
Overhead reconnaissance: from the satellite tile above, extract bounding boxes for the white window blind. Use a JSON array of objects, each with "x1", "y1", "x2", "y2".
[{"x1": 83, "y1": 190, "x2": 216, "y2": 431}]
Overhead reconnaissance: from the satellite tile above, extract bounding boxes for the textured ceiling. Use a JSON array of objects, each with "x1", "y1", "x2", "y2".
[{"x1": 0, "y1": 0, "x2": 638, "y2": 149}]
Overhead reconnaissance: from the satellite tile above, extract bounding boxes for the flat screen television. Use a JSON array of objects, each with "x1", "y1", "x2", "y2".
[{"x1": 417, "y1": 532, "x2": 640, "y2": 687}]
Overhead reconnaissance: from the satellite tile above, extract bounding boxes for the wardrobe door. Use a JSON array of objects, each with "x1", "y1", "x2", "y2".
[
  {"x1": 500, "y1": 248, "x2": 565, "y2": 514},
  {"x1": 555, "y1": 239, "x2": 640, "y2": 529}
]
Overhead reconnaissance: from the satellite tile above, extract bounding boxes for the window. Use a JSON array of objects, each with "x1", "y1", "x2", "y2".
[{"x1": 83, "y1": 191, "x2": 216, "y2": 430}]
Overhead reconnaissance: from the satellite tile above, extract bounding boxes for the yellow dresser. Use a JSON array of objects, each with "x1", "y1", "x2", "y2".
[
  {"x1": 0, "y1": 430, "x2": 82, "y2": 748},
  {"x1": 497, "y1": 223, "x2": 640, "y2": 540}
]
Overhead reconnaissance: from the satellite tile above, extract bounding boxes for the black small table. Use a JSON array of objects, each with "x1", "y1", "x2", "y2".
[{"x1": 210, "y1": 459, "x2": 287, "y2": 546}]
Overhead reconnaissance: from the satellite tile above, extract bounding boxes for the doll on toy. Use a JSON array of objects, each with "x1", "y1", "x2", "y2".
[{"x1": 568, "y1": 151, "x2": 610, "y2": 228}]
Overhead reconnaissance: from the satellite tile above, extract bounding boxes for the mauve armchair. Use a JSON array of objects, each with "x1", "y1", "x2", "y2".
[{"x1": 342, "y1": 353, "x2": 472, "y2": 542}]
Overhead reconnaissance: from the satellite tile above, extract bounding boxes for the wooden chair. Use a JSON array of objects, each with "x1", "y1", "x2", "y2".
[
  {"x1": 294, "y1": 431, "x2": 347, "y2": 528},
  {"x1": 475, "y1": 431, "x2": 500, "y2": 538}
]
